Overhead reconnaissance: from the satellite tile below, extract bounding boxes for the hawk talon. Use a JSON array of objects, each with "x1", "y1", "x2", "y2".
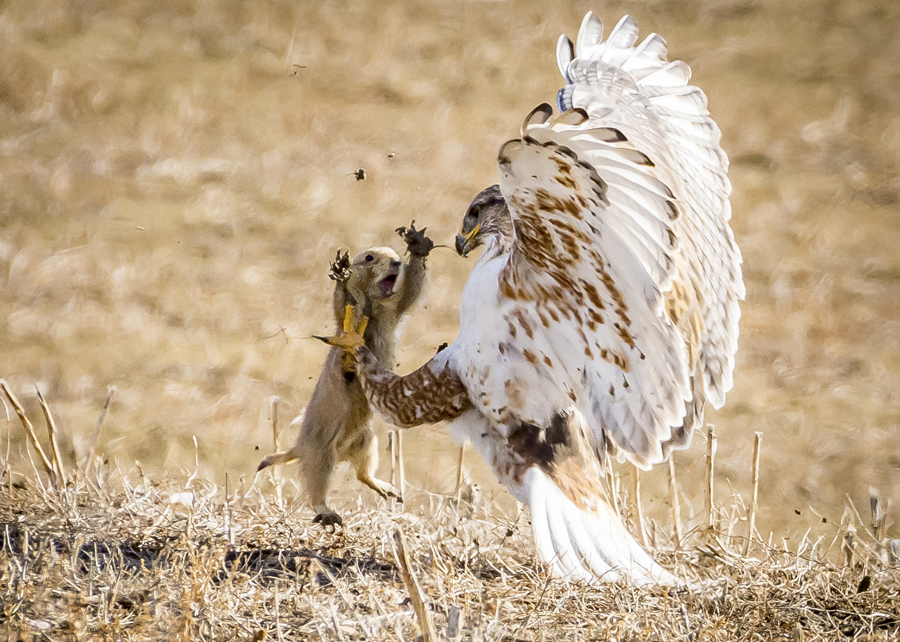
[
  {"x1": 396, "y1": 220, "x2": 434, "y2": 258},
  {"x1": 314, "y1": 305, "x2": 368, "y2": 354}
]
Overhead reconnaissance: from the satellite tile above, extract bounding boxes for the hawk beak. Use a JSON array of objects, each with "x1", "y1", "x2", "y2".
[{"x1": 455, "y1": 224, "x2": 480, "y2": 258}]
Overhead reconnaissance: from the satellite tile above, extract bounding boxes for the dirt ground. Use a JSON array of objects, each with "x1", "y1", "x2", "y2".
[{"x1": 2, "y1": 0, "x2": 899, "y2": 546}]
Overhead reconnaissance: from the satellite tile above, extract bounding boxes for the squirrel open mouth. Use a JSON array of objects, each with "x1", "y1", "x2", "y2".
[{"x1": 379, "y1": 273, "x2": 397, "y2": 298}]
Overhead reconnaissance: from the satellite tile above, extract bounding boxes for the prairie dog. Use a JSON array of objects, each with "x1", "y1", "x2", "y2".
[{"x1": 258, "y1": 224, "x2": 433, "y2": 526}]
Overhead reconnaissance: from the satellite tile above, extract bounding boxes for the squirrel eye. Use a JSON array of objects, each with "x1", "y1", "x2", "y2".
[{"x1": 365, "y1": 254, "x2": 374, "y2": 262}]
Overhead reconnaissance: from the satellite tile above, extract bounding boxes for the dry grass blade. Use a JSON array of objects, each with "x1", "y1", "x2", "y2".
[
  {"x1": 225, "y1": 472, "x2": 234, "y2": 546},
  {"x1": 706, "y1": 425, "x2": 717, "y2": 532},
  {"x1": 870, "y1": 488, "x2": 886, "y2": 544},
  {"x1": 888, "y1": 540, "x2": 900, "y2": 566},
  {"x1": 35, "y1": 386, "x2": 68, "y2": 487},
  {"x1": 3, "y1": 396, "x2": 10, "y2": 479},
  {"x1": 1, "y1": 380, "x2": 55, "y2": 483},
  {"x1": 632, "y1": 465, "x2": 648, "y2": 548},
  {"x1": 391, "y1": 529, "x2": 437, "y2": 642},
  {"x1": 396, "y1": 431, "x2": 406, "y2": 501},
  {"x1": 270, "y1": 396, "x2": 282, "y2": 493},
  {"x1": 454, "y1": 444, "x2": 465, "y2": 494},
  {"x1": 607, "y1": 451, "x2": 621, "y2": 518},
  {"x1": 389, "y1": 431, "x2": 398, "y2": 489},
  {"x1": 84, "y1": 386, "x2": 115, "y2": 477},
  {"x1": 668, "y1": 457, "x2": 683, "y2": 549},
  {"x1": 844, "y1": 522, "x2": 857, "y2": 568},
  {"x1": 271, "y1": 395, "x2": 280, "y2": 451},
  {"x1": 746, "y1": 432, "x2": 763, "y2": 555}
]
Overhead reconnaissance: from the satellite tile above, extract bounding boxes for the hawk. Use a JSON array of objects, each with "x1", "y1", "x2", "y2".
[{"x1": 327, "y1": 12, "x2": 743, "y2": 585}]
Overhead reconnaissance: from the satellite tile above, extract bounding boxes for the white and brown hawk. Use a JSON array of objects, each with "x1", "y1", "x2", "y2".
[{"x1": 326, "y1": 12, "x2": 743, "y2": 586}]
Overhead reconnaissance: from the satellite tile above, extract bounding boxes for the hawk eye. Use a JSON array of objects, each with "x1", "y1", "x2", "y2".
[
  {"x1": 466, "y1": 206, "x2": 479, "y2": 220},
  {"x1": 365, "y1": 254, "x2": 374, "y2": 262}
]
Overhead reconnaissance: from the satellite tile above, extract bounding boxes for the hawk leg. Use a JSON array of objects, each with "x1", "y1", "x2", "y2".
[{"x1": 315, "y1": 305, "x2": 368, "y2": 354}]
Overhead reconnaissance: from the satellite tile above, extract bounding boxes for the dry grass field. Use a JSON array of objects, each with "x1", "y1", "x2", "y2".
[
  {"x1": 2, "y1": 0, "x2": 900, "y2": 638},
  {"x1": 2, "y1": 467, "x2": 898, "y2": 640}
]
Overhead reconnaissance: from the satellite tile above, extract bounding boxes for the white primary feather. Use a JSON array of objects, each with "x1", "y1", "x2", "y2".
[
  {"x1": 575, "y1": 12, "x2": 603, "y2": 57},
  {"x1": 556, "y1": 36, "x2": 574, "y2": 82},
  {"x1": 556, "y1": 11, "x2": 744, "y2": 408}
]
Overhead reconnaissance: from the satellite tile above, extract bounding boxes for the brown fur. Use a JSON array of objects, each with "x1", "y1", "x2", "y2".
[{"x1": 257, "y1": 244, "x2": 428, "y2": 527}]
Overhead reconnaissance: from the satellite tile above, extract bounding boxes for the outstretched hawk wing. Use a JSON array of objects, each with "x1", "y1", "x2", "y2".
[{"x1": 557, "y1": 13, "x2": 744, "y2": 409}]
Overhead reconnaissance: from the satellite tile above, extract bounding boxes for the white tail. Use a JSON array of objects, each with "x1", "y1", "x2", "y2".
[{"x1": 527, "y1": 467, "x2": 681, "y2": 586}]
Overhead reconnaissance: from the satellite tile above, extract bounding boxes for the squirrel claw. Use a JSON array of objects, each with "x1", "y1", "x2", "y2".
[{"x1": 329, "y1": 249, "x2": 352, "y2": 282}]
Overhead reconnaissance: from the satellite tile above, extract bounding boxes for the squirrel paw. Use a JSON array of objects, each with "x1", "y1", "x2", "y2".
[{"x1": 329, "y1": 249, "x2": 352, "y2": 282}]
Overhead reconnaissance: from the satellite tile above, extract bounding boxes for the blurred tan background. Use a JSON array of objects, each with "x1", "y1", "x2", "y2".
[{"x1": 1, "y1": 0, "x2": 898, "y2": 542}]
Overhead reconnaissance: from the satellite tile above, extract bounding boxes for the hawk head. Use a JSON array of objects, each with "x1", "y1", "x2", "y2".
[{"x1": 455, "y1": 185, "x2": 511, "y2": 257}]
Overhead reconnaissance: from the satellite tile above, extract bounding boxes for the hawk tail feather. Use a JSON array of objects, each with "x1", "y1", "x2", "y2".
[{"x1": 527, "y1": 467, "x2": 681, "y2": 586}]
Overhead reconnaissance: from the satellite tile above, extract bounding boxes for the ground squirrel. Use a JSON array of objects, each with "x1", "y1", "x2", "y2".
[{"x1": 257, "y1": 223, "x2": 433, "y2": 526}]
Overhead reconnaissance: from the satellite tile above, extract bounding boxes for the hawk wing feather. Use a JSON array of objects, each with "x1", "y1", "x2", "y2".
[
  {"x1": 487, "y1": 108, "x2": 690, "y2": 468},
  {"x1": 558, "y1": 13, "x2": 744, "y2": 411}
]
